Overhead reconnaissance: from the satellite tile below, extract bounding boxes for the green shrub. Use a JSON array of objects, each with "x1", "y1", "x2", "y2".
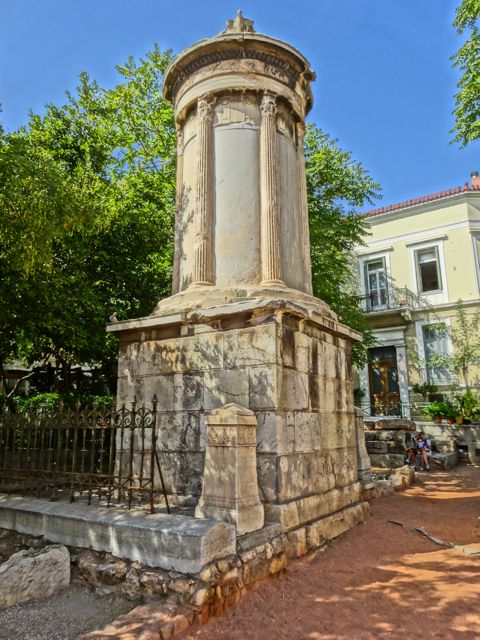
[
  {"x1": 14, "y1": 393, "x2": 113, "y2": 412},
  {"x1": 423, "y1": 401, "x2": 450, "y2": 419}
]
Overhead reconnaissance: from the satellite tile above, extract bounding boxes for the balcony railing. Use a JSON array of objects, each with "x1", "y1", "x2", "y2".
[{"x1": 360, "y1": 286, "x2": 420, "y2": 314}]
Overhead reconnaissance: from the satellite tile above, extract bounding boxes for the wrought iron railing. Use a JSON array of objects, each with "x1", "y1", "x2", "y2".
[
  {"x1": 360, "y1": 286, "x2": 418, "y2": 314},
  {"x1": 355, "y1": 399, "x2": 436, "y2": 420},
  {"x1": 0, "y1": 398, "x2": 169, "y2": 514}
]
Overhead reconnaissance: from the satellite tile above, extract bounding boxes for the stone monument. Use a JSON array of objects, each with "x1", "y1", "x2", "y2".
[{"x1": 108, "y1": 12, "x2": 365, "y2": 537}]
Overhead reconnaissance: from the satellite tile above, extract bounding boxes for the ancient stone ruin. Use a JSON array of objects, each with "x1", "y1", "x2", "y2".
[{"x1": 107, "y1": 12, "x2": 365, "y2": 540}]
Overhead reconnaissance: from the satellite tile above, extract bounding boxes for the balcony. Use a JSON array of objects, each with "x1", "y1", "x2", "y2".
[{"x1": 360, "y1": 286, "x2": 416, "y2": 320}]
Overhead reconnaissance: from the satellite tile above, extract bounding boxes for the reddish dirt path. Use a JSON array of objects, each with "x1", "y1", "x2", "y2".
[{"x1": 182, "y1": 465, "x2": 480, "y2": 640}]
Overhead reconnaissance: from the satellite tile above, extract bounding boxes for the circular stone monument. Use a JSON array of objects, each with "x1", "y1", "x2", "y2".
[
  {"x1": 153, "y1": 10, "x2": 333, "y2": 317},
  {"x1": 108, "y1": 15, "x2": 363, "y2": 539}
]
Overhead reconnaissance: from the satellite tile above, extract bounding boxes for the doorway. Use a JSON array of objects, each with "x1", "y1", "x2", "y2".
[{"x1": 368, "y1": 346, "x2": 400, "y2": 415}]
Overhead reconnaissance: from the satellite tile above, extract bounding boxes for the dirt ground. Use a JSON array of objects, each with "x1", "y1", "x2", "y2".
[{"x1": 183, "y1": 465, "x2": 480, "y2": 640}]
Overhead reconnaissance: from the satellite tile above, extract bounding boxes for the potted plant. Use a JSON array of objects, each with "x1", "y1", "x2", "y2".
[
  {"x1": 444, "y1": 401, "x2": 457, "y2": 424},
  {"x1": 353, "y1": 387, "x2": 366, "y2": 407},
  {"x1": 423, "y1": 401, "x2": 448, "y2": 423},
  {"x1": 452, "y1": 389, "x2": 479, "y2": 425}
]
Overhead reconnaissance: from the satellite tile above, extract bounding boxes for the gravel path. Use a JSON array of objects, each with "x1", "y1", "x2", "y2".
[{"x1": 0, "y1": 586, "x2": 133, "y2": 640}]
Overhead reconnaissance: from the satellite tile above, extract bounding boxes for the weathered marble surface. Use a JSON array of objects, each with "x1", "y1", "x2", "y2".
[
  {"x1": 116, "y1": 308, "x2": 359, "y2": 530},
  {"x1": 195, "y1": 403, "x2": 264, "y2": 535},
  {"x1": 0, "y1": 495, "x2": 236, "y2": 574}
]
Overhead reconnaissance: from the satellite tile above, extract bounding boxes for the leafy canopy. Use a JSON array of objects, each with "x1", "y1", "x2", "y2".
[
  {"x1": 451, "y1": 0, "x2": 480, "y2": 146},
  {"x1": 305, "y1": 125, "x2": 380, "y2": 364},
  {"x1": 1, "y1": 47, "x2": 176, "y2": 394}
]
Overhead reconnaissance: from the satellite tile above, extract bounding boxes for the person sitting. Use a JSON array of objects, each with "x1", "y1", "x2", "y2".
[
  {"x1": 404, "y1": 432, "x2": 418, "y2": 467},
  {"x1": 417, "y1": 432, "x2": 432, "y2": 471}
]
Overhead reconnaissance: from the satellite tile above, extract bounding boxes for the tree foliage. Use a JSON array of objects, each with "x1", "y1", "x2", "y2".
[
  {"x1": 1, "y1": 47, "x2": 176, "y2": 395},
  {"x1": 451, "y1": 0, "x2": 480, "y2": 146},
  {"x1": 1, "y1": 45, "x2": 379, "y2": 392},
  {"x1": 305, "y1": 125, "x2": 381, "y2": 364}
]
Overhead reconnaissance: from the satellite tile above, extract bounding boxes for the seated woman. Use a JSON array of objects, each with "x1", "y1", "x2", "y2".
[{"x1": 417, "y1": 432, "x2": 432, "y2": 471}]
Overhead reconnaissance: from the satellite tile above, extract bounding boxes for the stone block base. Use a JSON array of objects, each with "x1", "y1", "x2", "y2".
[
  {"x1": 196, "y1": 502, "x2": 265, "y2": 537},
  {"x1": 264, "y1": 483, "x2": 361, "y2": 531},
  {"x1": 431, "y1": 452, "x2": 459, "y2": 470},
  {"x1": 305, "y1": 503, "x2": 366, "y2": 548},
  {"x1": 0, "y1": 495, "x2": 235, "y2": 574},
  {"x1": 114, "y1": 298, "x2": 360, "y2": 535}
]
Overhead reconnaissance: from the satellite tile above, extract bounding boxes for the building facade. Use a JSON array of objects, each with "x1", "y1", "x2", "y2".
[{"x1": 355, "y1": 173, "x2": 480, "y2": 417}]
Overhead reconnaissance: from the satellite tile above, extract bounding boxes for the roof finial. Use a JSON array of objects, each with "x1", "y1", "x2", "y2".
[{"x1": 225, "y1": 10, "x2": 255, "y2": 33}]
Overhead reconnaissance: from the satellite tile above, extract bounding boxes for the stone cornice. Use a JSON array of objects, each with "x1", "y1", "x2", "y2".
[{"x1": 164, "y1": 33, "x2": 315, "y2": 112}]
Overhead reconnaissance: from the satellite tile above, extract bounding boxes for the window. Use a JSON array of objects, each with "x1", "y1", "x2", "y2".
[
  {"x1": 364, "y1": 258, "x2": 388, "y2": 309},
  {"x1": 473, "y1": 236, "x2": 480, "y2": 292},
  {"x1": 415, "y1": 247, "x2": 441, "y2": 292},
  {"x1": 422, "y1": 324, "x2": 451, "y2": 384}
]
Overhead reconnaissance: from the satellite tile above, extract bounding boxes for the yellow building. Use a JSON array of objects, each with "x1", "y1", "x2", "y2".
[{"x1": 355, "y1": 173, "x2": 480, "y2": 417}]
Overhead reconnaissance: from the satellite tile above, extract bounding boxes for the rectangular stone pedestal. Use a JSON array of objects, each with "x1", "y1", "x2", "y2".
[{"x1": 114, "y1": 299, "x2": 360, "y2": 532}]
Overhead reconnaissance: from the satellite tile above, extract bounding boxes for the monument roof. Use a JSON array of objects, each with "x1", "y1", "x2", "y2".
[{"x1": 163, "y1": 12, "x2": 315, "y2": 112}]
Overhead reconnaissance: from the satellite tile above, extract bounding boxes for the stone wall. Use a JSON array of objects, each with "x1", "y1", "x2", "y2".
[
  {"x1": 420, "y1": 422, "x2": 480, "y2": 458},
  {"x1": 117, "y1": 308, "x2": 360, "y2": 531}
]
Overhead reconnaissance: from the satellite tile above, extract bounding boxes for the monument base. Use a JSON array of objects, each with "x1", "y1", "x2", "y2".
[{"x1": 108, "y1": 292, "x2": 362, "y2": 533}]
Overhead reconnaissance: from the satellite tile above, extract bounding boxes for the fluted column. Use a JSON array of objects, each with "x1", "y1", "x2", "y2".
[
  {"x1": 296, "y1": 122, "x2": 313, "y2": 294},
  {"x1": 172, "y1": 125, "x2": 184, "y2": 294},
  {"x1": 259, "y1": 93, "x2": 283, "y2": 285},
  {"x1": 192, "y1": 95, "x2": 215, "y2": 286}
]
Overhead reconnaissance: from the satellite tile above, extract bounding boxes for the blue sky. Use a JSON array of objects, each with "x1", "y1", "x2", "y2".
[{"x1": 1, "y1": 0, "x2": 477, "y2": 209}]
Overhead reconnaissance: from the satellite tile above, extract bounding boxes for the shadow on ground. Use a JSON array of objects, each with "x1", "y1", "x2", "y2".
[{"x1": 181, "y1": 465, "x2": 480, "y2": 640}]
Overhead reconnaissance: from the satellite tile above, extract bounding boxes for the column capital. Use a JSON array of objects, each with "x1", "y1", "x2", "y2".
[
  {"x1": 260, "y1": 92, "x2": 277, "y2": 117},
  {"x1": 197, "y1": 94, "x2": 216, "y2": 121}
]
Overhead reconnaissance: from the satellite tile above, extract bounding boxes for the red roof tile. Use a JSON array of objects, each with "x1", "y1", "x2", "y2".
[{"x1": 364, "y1": 182, "x2": 480, "y2": 218}]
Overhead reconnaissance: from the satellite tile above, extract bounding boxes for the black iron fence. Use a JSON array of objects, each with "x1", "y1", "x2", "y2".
[{"x1": 0, "y1": 399, "x2": 169, "y2": 514}]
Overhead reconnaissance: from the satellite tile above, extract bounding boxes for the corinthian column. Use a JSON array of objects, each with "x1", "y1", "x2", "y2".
[
  {"x1": 172, "y1": 124, "x2": 184, "y2": 294},
  {"x1": 192, "y1": 95, "x2": 215, "y2": 286},
  {"x1": 259, "y1": 93, "x2": 283, "y2": 285},
  {"x1": 296, "y1": 122, "x2": 313, "y2": 294}
]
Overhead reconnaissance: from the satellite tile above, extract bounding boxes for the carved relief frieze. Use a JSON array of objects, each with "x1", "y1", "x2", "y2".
[
  {"x1": 172, "y1": 49, "x2": 298, "y2": 100},
  {"x1": 207, "y1": 425, "x2": 235, "y2": 446},
  {"x1": 206, "y1": 424, "x2": 256, "y2": 447}
]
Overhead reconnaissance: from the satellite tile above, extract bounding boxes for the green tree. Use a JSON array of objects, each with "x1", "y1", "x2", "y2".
[
  {"x1": 451, "y1": 0, "x2": 480, "y2": 146},
  {"x1": 3, "y1": 47, "x2": 176, "y2": 393},
  {"x1": 0, "y1": 131, "x2": 104, "y2": 399},
  {"x1": 305, "y1": 125, "x2": 381, "y2": 364}
]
